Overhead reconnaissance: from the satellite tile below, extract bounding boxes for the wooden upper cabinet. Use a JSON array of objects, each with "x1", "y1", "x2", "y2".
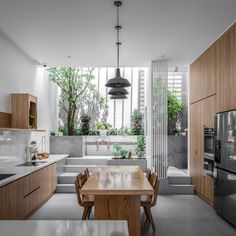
[
  {"x1": 216, "y1": 23, "x2": 236, "y2": 112},
  {"x1": 190, "y1": 44, "x2": 216, "y2": 104},
  {"x1": 11, "y1": 93, "x2": 37, "y2": 129}
]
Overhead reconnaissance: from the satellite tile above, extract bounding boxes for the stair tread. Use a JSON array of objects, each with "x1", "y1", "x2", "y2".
[
  {"x1": 169, "y1": 184, "x2": 194, "y2": 187},
  {"x1": 57, "y1": 183, "x2": 74, "y2": 186},
  {"x1": 59, "y1": 173, "x2": 78, "y2": 177},
  {"x1": 65, "y1": 164, "x2": 97, "y2": 167}
]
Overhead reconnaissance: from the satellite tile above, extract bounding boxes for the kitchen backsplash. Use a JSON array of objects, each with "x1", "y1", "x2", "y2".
[{"x1": 0, "y1": 131, "x2": 49, "y2": 165}]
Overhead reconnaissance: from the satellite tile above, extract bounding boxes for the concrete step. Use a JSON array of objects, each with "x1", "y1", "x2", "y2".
[
  {"x1": 58, "y1": 173, "x2": 78, "y2": 184},
  {"x1": 64, "y1": 165, "x2": 96, "y2": 173},
  {"x1": 168, "y1": 176, "x2": 192, "y2": 185},
  {"x1": 56, "y1": 184, "x2": 76, "y2": 193},
  {"x1": 159, "y1": 178, "x2": 194, "y2": 195},
  {"x1": 167, "y1": 184, "x2": 194, "y2": 195},
  {"x1": 66, "y1": 157, "x2": 108, "y2": 165}
]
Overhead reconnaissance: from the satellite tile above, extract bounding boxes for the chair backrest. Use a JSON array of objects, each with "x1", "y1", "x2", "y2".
[
  {"x1": 75, "y1": 173, "x2": 87, "y2": 207},
  {"x1": 146, "y1": 168, "x2": 151, "y2": 181},
  {"x1": 84, "y1": 168, "x2": 90, "y2": 180},
  {"x1": 149, "y1": 172, "x2": 160, "y2": 206}
]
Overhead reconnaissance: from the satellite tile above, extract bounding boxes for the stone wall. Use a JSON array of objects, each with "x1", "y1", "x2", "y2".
[{"x1": 168, "y1": 135, "x2": 187, "y2": 169}]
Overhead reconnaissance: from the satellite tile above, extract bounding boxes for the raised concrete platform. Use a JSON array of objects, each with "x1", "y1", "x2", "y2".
[
  {"x1": 158, "y1": 166, "x2": 194, "y2": 195},
  {"x1": 56, "y1": 155, "x2": 147, "y2": 193}
]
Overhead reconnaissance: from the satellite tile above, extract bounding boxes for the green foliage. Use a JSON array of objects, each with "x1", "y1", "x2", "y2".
[
  {"x1": 131, "y1": 109, "x2": 144, "y2": 135},
  {"x1": 131, "y1": 109, "x2": 143, "y2": 121},
  {"x1": 135, "y1": 136, "x2": 145, "y2": 157},
  {"x1": 47, "y1": 67, "x2": 107, "y2": 135},
  {"x1": 80, "y1": 114, "x2": 91, "y2": 135},
  {"x1": 113, "y1": 143, "x2": 129, "y2": 158},
  {"x1": 108, "y1": 127, "x2": 132, "y2": 136},
  {"x1": 96, "y1": 122, "x2": 112, "y2": 130},
  {"x1": 167, "y1": 90, "x2": 183, "y2": 120},
  {"x1": 167, "y1": 90, "x2": 184, "y2": 135}
]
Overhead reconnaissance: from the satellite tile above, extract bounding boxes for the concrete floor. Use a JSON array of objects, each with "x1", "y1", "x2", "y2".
[{"x1": 30, "y1": 194, "x2": 236, "y2": 236}]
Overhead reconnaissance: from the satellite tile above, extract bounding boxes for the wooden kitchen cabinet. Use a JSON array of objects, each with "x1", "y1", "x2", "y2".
[
  {"x1": 11, "y1": 93, "x2": 37, "y2": 129},
  {"x1": 190, "y1": 44, "x2": 216, "y2": 104},
  {"x1": 0, "y1": 163, "x2": 56, "y2": 220},
  {"x1": 216, "y1": 24, "x2": 236, "y2": 112},
  {"x1": 190, "y1": 96, "x2": 215, "y2": 204}
]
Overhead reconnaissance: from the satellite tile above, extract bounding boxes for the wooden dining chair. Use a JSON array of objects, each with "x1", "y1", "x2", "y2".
[
  {"x1": 146, "y1": 168, "x2": 152, "y2": 181},
  {"x1": 75, "y1": 173, "x2": 94, "y2": 220},
  {"x1": 141, "y1": 172, "x2": 160, "y2": 231},
  {"x1": 84, "y1": 168, "x2": 90, "y2": 180}
]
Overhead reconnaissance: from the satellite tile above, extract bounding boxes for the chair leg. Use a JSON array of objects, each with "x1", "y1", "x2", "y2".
[
  {"x1": 146, "y1": 207, "x2": 156, "y2": 231},
  {"x1": 143, "y1": 206, "x2": 149, "y2": 222},
  {"x1": 87, "y1": 206, "x2": 92, "y2": 219},
  {"x1": 82, "y1": 206, "x2": 89, "y2": 220}
]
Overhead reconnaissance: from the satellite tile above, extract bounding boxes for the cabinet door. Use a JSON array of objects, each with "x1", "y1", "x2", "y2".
[
  {"x1": 216, "y1": 24, "x2": 236, "y2": 112},
  {"x1": 40, "y1": 163, "x2": 56, "y2": 200},
  {"x1": 190, "y1": 59, "x2": 204, "y2": 103},
  {"x1": 190, "y1": 44, "x2": 216, "y2": 104},
  {"x1": 190, "y1": 102, "x2": 203, "y2": 193}
]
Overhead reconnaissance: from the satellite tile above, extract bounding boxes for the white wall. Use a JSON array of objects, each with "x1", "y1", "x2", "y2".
[{"x1": 0, "y1": 30, "x2": 58, "y2": 162}]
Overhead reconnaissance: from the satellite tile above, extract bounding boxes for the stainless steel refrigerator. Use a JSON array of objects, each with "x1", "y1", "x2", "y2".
[{"x1": 214, "y1": 110, "x2": 236, "y2": 227}]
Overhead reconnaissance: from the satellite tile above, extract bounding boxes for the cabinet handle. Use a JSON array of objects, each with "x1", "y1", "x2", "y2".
[{"x1": 23, "y1": 186, "x2": 40, "y2": 198}]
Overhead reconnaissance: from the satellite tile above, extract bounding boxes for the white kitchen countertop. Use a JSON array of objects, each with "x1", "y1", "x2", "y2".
[
  {"x1": 0, "y1": 154, "x2": 69, "y2": 187},
  {"x1": 0, "y1": 220, "x2": 129, "y2": 236}
]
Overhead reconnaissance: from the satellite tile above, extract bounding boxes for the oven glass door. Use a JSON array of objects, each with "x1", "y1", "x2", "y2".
[{"x1": 204, "y1": 134, "x2": 214, "y2": 156}]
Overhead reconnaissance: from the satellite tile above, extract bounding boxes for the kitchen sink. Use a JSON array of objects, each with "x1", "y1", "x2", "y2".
[
  {"x1": 16, "y1": 161, "x2": 47, "y2": 167},
  {"x1": 0, "y1": 174, "x2": 15, "y2": 181}
]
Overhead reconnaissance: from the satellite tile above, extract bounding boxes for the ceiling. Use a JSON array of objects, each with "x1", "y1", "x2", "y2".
[{"x1": 0, "y1": 0, "x2": 235, "y2": 67}]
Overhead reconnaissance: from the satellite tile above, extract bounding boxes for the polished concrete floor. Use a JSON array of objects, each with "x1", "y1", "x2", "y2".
[{"x1": 30, "y1": 194, "x2": 236, "y2": 236}]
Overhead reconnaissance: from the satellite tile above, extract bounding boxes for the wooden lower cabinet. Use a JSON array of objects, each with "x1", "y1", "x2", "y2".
[
  {"x1": 0, "y1": 163, "x2": 56, "y2": 220},
  {"x1": 190, "y1": 96, "x2": 215, "y2": 205}
]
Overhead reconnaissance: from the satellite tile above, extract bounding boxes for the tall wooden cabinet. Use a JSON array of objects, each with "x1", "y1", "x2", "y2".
[
  {"x1": 190, "y1": 23, "x2": 236, "y2": 205},
  {"x1": 190, "y1": 96, "x2": 215, "y2": 204}
]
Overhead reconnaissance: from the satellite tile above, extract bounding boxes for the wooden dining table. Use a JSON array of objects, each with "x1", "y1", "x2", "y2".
[{"x1": 80, "y1": 165, "x2": 154, "y2": 236}]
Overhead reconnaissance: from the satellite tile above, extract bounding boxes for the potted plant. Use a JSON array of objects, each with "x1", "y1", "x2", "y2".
[
  {"x1": 81, "y1": 114, "x2": 91, "y2": 135},
  {"x1": 135, "y1": 136, "x2": 145, "y2": 158},
  {"x1": 112, "y1": 143, "x2": 129, "y2": 159},
  {"x1": 131, "y1": 109, "x2": 144, "y2": 135}
]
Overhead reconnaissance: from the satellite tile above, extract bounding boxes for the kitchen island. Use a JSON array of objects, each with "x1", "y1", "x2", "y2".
[{"x1": 0, "y1": 220, "x2": 129, "y2": 236}]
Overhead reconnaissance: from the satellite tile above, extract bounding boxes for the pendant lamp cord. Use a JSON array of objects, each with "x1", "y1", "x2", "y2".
[{"x1": 116, "y1": 2, "x2": 120, "y2": 69}]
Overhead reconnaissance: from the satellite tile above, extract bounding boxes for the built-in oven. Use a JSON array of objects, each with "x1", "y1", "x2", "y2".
[{"x1": 204, "y1": 127, "x2": 214, "y2": 177}]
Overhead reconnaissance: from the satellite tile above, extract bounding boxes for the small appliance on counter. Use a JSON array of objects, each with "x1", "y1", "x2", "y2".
[
  {"x1": 214, "y1": 110, "x2": 236, "y2": 227},
  {"x1": 28, "y1": 141, "x2": 38, "y2": 161},
  {"x1": 204, "y1": 127, "x2": 214, "y2": 177}
]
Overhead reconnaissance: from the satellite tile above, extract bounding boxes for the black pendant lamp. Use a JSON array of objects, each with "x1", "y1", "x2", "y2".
[
  {"x1": 108, "y1": 87, "x2": 129, "y2": 96},
  {"x1": 110, "y1": 94, "x2": 128, "y2": 99},
  {"x1": 105, "y1": 1, "x2": 131, "y2": 93}
]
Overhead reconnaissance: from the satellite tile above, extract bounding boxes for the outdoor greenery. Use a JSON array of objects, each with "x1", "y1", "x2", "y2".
[
  {"x1": 95, "y1": 122, "x2": 112, "y2": 130},
  {"x1": 167, "y1": 90, "x2": 183, "y2": 135},
  {"x1": 112, "y1": 143, "x2": 129, "y2": 158},
  {"x1": 131, "y1": 109, "x2": 144, "y2": 135},
  {"x1": 80, "y1": 114, "x2": 91, "y2": 135},
  {"x1": 47, "y1": 67, "x2": 108, "y2": 135},
  {"x1": 135, "y1": 136, "x2": 146, "y2": 157}
]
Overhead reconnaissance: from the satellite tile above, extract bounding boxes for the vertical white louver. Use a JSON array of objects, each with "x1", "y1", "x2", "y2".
[{"x1": 151, "y1": 61, "x2": 168, "y2": 178}]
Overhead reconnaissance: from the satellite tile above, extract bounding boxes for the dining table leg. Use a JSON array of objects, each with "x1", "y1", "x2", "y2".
[{"x1": 94, "y1": 195, "x2": 140, "y2": 236}]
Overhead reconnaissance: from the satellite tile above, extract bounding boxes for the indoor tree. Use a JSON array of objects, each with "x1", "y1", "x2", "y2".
[{"x1": 47, "y1": 67, "x2": 107, "y2": 135}]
